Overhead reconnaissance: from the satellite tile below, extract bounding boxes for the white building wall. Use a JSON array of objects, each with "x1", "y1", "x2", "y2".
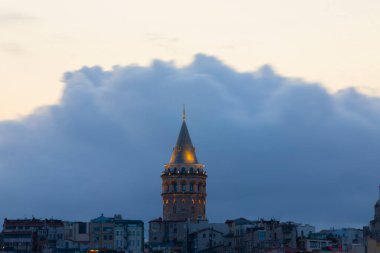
[{"x1": 296, "y1": 224, "x2": 315, "y2": 238}]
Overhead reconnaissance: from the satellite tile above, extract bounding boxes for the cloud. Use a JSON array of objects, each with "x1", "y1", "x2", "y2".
[
  {"x1": 0, "y1": 12, "x2": 38, "y2": 26},
  {"x1": 143, "y1": 33, "x2": 180, "y2": 51},
  {"x1": 0, "y1": 54, "x2": 379, "y2": 229},
  {"x1": 144, "y1": 33, "x2": 180, "y2": 43},
  {"x1": 1, "y1": 43, "x2": 27, "y2": 55}
]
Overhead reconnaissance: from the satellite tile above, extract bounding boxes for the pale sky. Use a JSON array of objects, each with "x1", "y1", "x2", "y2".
[{"x1": 1, "y1": 0, "x2": 379, "y2": 119}]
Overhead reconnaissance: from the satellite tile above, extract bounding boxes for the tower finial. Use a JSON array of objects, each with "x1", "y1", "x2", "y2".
[{"x1": 182, "y1": 104, "x2": 186, "y2": 121}]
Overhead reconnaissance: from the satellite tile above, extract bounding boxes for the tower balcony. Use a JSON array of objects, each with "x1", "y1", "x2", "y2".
[
  {"x1": 161, "y1": 169, "x2": 207, "y2": 177},
  {"x1": 161, "y1": 192, "x2": 207, "y2": 197}
]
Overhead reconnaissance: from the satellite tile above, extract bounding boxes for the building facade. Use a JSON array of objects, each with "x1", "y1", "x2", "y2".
[
  {"x1": 61, "y1": 221, "x2": 90, "y2": 251},
  {"x1": 224, "y1": 218, "x2": 298, "y2": 253},
  {"x1": 1, "y1": 218, "x2": 64, "y2": 253},
  {"x1": 364, "y1": 186, "x2": 380, "y2": 253},
  {"x1": 89, "y1": 214, "x2": 144, "y2": 253}
]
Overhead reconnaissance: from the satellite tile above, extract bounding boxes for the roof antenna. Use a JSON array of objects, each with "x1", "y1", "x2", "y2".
[{"x1": 182, "y1": 104, "x2": 186, "y2": 121}]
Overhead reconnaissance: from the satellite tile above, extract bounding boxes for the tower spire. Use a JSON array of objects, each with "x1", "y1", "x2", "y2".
[
  {"x1": 169, "y1": 107, "x2": 198, "y2": 164},
  {"x1": 182, "y1": 104, "x2": 186, "y2": 121}
]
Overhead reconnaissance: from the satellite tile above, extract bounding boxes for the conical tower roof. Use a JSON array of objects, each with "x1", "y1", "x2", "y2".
[
  {"x1": 376, "y1": 185, "x2": 380, "y2": 207},
  {"x1": 169, "y1": 109, "x2": 198, "y2": 164}
]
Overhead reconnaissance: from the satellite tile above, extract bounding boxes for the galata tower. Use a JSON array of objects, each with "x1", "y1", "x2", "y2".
[{"x1": 161, "y1": 109, "x2": 207, "y2": 221}]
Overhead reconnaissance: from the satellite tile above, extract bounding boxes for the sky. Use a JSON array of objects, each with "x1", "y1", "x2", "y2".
[
  {"x1": 1, "y1": 0, "x2": 380, "y2": 119},
  {"x1": 0, "y1": 0, "x2": 380, "y2": 229}
]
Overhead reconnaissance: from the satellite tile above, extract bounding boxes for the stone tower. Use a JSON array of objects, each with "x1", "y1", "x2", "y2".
[
  {"x1": 369, "y1": 186, "x2": 380, "y2": 242},
  {"x1": 161, "y1": 109, "x2": 207, "y2": 221},
  {"x1": 364, "y1": 186, "x2": 380, "y2": 243},
  {"x1": 375, "y1": 189, "x2": 380, "y2": 221}
]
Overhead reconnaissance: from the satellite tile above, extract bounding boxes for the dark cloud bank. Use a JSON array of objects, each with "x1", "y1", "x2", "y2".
[{"x1": 1, "y1": 54, "x2": 380, "y2": 228}]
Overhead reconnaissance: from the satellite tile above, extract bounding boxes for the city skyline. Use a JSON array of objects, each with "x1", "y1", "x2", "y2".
[{"x1": 1, "y1": 0, "x2": 380, "y2": 236}]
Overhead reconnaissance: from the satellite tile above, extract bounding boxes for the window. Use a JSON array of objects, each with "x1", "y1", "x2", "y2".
[
  {"x1": 190, "y1": 167, "x2": 194, "y2": 173},
  {"x1": 310, "y1": 241, "x2": 319, "y2": 249},
  {"x1": 258, "y1": 231, "x2": 266, "y2": 241},
  {"x1": 173, "y1": 183, "x2": 178, "y2": 192},
  {"x1": 182, "y1": 167, "x2": 186, "y2": 174},
  {"x1": 78, "y1": 222, "x2": 87, "y2": 234},
  {"x1": 181, "y1": 183, "x2": 186, "y2": 191},
  {"x1": 190, "y1": 184, "x2": 193, "y2": 192}
]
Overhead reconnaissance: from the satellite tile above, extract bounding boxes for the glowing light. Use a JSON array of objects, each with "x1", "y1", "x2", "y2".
[{"x1": 184, "y1": 150, "x2": 195, "y2": 163}]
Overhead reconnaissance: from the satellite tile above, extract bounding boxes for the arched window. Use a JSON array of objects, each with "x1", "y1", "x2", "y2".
[
  {"x1": 173, "y1": 182, "x2": 178, "y2": 192},
  {"x1": 181, "y1": 183, "x2": 186, "y2": 192},
  {"x1": 181, "y1": 167, "x2": 186, "y2": 174},
  {"x1": 163, "y1": 183, "x2": 169, "y2": 193},
  {"x1": 190, "y1": 168, "x2": 194, "y2": 174},
  {"x1": 189, "y1": 183, "x2": 194, "y2": 192}
]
